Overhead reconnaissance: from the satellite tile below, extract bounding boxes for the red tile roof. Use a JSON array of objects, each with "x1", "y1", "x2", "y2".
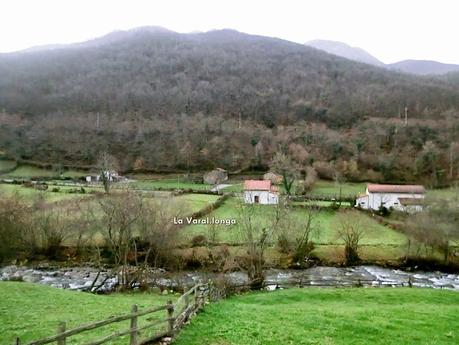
[
  {"x1": 367, "y1": 184, "x2": 425, "y2": 194},
  {"x1": 244, "y1": 180, "x2": 272, "y2": 191}
]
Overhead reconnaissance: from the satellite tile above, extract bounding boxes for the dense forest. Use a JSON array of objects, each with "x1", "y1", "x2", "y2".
[{"x1": 0, "y1": 28, "x2": 458, "y2": 185}]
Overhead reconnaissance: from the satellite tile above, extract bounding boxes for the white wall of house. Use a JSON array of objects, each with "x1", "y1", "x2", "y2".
[
  {"x1": 355, "y1": 195, "x2": 369, "y2": 209},
  {"x1": 244, "y1": 190, "x2": 279, "y2": 205},
  {"x1": 367, "y1": 191, "x2": 424, "y2": 211},
  {"x1": 356, "y1": 189, "x2": 424, "y2": 212}
]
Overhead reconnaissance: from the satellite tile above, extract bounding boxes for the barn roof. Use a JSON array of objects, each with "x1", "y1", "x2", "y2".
[
  {"x1": 367, "y1": 184, "x2": 425, "y2": 194},
  {"x1": 244, "y1": 180, "x2": 272, "y2": 191}
]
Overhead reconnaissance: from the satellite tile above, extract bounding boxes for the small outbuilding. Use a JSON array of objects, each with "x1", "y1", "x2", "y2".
[
  {"x1": 85, "y1": 170, "x2": 123, "y2": 183},
  {"x1": 355, "y1": 184, "x2": 425, "y2": 212},
  {"x1": 244, "y1": 180, "x2": 279, "y2": 205},
  {"x1": 203, "y1": 168, "x2": 228, "y2": 185}
]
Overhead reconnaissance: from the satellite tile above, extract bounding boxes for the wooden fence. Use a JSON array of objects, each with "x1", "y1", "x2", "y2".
[{"x1": 16, "y1": 283, "x2": 218, "y2": 345}]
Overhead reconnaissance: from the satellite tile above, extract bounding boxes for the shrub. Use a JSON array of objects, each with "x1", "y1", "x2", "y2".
[{"x1": 191, "y1": 235, "x2": 207, "y2": 247}]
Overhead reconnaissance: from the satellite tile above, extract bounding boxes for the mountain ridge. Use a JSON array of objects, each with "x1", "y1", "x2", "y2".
[{"x1": 305, "y1": 39, "x2": 459, "y2": 75}]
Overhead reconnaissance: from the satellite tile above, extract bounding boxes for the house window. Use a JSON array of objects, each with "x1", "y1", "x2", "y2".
[{"x1": 254, "y1": 195, "x2": 259, "y2": 203}]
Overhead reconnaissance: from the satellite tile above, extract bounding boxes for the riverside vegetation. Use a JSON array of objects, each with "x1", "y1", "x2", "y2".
[{"x1": 1, "y1": 162, "x2": 458, "y2": 289}]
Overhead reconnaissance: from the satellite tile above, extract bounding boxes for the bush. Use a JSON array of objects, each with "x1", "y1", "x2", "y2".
[
  {"x1": 378, "y1": 206, "x2": 391, "y2": 216},
  {"x1": 51, "y1": 187, "x2": 60, "y2": 192},
  {"x1": 191, "y1": 235, "x2": 207, "y2": 247}
]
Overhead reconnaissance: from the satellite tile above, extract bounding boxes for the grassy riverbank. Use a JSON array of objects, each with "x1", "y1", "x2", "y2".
[
  {"x1": 174, "y1": 287, "x2": 459, "y2": 345},
  {"x1": 0, "y1": 282, "x2": 175, "y2": 345}
]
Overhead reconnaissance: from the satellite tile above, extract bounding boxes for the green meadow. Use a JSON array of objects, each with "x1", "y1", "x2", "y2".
[
  {"x1": 0, "y1": 282, "x2": 175, "y2": 345},
  {"x1": 174, "y1": 288, "x2": 459, "y2": 345}
]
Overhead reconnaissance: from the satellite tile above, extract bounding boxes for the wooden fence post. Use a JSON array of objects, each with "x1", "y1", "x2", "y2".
[
  {"x1": 130, "y1": 304, "x2": 138, "y2": 345},
  {"x1": 167, "y1": 300, "x2": 174, "y2": 333},
  {"x1": 184, "y1": 290, "x2": 189, "y2": 307},
  {"x1": 194, "y1": 287, "x2": 198, "y2": 307},
  {"x1": 57, "y1": 321, "x2": 66, "y2": 345}
]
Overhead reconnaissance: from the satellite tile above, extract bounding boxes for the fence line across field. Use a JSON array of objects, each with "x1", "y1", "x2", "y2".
[{"x1": 16, "y1": 283, "x2": 214, "y2": 345}]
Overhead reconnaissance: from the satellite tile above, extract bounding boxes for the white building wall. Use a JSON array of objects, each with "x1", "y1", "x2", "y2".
[
  {"x1": 244, "y1": 190, "x2": 279, "y2": 205},
  {"x1": 365, "y1": 189, "x2": 424, "y2": 211},
  {"x1": 355, "y1": 196, "x2": 369, "y2": 209}
]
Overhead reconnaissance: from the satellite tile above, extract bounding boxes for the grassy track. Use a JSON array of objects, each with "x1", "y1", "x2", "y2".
[
  {"x1": 131, "y1": 178, "x2": 211, "y2": 191},
  {"x1": 0, "y1": 282, "x2": 175, "y2": 345},
  {"x1": 174, "y1": 288, "x2": 459, "y2": 345}
]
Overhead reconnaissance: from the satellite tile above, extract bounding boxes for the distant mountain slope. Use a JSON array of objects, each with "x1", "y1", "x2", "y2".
[
  {"x1": 306, "y1": 39, "x2": 459, "y2": 76},
  {"x1": 388, "y1": 59, "x2": 459, "y2": 76},
  {"x1": 19, "y1": 26, "x2": 176, "y2": 53},
  {"x1": 1, "y1": 28, "x2": 457, "y2": 125},
  {"x1": 1, "y1": 27, "x2": 458, "y2": 181},
  {"x1": 305, "y1": 39, "x2": 385, "y2": 67}
]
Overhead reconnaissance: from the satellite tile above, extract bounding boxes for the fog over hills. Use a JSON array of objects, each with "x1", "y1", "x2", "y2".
[{"x1": 305, "y1": 39, "x2": 459, "y2": 75}]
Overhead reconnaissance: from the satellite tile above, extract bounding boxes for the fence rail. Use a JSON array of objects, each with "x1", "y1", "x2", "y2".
[{"x1": 17, "y1": 283, "x2": 216, "y2": 345}]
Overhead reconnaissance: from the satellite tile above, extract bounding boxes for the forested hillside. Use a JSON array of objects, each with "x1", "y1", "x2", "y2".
[{"x1": 0, "y1": 28, "x2": 458, "y2": 185}]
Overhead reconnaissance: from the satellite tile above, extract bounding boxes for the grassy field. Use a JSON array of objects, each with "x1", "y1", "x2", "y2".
[
  {"x1": 309, "y1": 180, "x2": 367, "y2": 197},
  {"x1": 0, "y1": 282, "x2": 176, "y2": 345},
  {"x1": 179, "y1": 196, "x2": 406, "y2": 245},
  {"x1": 131, "y1": 178, "x2": 211, "y2": 191},
  {"x1": 1, "y1": 164, "x2": 86, "y2": 178},
  {"x1": 174, "y1": 288, "x2": 459, "y2": 345},
  {"x1": 175, "y1": 193, "x2": 221, "y2": 212},
  {"x1": 427, "y1": 186, "x2": 459, "y2": 202},
  {"x1": 0, "y1": 159, "x2": 17, "y2": 172},
  {"x1": 0, "y1": 184, "x2": 91, "y2": 203}
]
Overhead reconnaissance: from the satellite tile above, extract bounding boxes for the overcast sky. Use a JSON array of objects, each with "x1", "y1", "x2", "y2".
[{"x1": 1, "y1": 0, "x2": 458, "y2": 64}]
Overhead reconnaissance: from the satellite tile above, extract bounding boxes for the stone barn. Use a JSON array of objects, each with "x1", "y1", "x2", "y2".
[
  {"x1": 263, "y1": 172, "x2": 283, "y2": 185},
  {"x1": 244, "y1": 180, "x2": 279, "y2": 205},
  {"x1": 203, "y1": 168, "x2": 228, "y2": 185}
]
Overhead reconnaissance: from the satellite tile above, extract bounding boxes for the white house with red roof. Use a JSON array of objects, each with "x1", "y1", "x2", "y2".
[
  {"x1": 355, "y1": 184, "x2": 425, "y2": 212},
  {"x1": 244, "y1": 180, "x2": 279, "y2": 205}
]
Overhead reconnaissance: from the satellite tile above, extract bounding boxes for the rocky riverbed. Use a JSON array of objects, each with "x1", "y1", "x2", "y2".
[{"x1": 1, "y1": 265, "x2": 458, "y2": 292}]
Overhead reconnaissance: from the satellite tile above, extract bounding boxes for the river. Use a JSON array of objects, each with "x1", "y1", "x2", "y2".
[{"x1": 1, "y1": 265, "x2": 458, "y2": 292}]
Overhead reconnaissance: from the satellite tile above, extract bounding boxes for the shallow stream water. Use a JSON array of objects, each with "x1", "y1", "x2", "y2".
[{"x1": 1, "y1": 265, "x2": 458, "y2": 292}]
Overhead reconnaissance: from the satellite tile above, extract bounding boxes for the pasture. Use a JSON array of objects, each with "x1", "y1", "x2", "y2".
[
  {"x1": 174, "y1": 288, "x2": 459, "y2": 345},
  {"x1": 0, "y1": 282, "x2": 175, "y2": 345}
]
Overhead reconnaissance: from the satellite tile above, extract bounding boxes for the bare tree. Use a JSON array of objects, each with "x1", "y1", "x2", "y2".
[
  {"x1": 270, "y1": 152, "x2": 299, "y2": 196},
  {"x1": 236, "y1": 201, "x2": 273, "y2": 289},
  {"x1": 337, "y1": 211, "x2": 364, "y2": 265},
  {"x1": 138, "y1": 197, "x2": 189, "y2": 269},
  {"x1": 96, "y1": 152, "x2": 120, "y2": 193},
  {"x1": 273, "y1": 202, "x2": 320, "y2": 264},
  {"x1": 98, "y1": 191, "x2": 143, "y2": 287},
  {"x1": 0, "y1": 194, "x2": 30, "y2": 261},
  {"x1": 405, "y1": 198, "x2": 459, "y2": 263}
]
